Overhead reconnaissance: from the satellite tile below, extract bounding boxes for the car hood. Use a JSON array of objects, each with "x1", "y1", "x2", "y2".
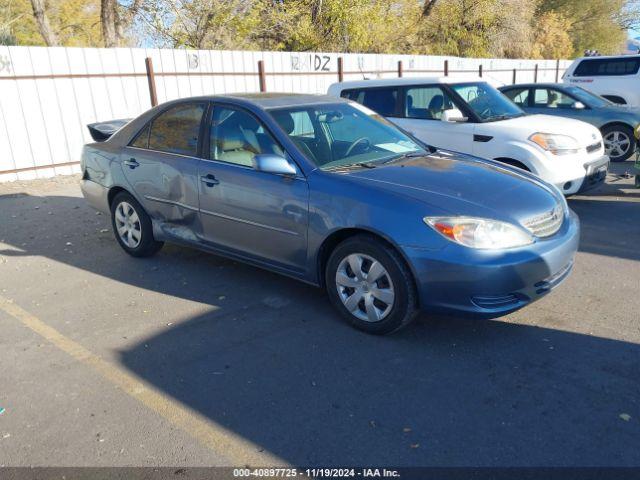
[
  {"x1": 481, "y1": 114, "x2": 602, "y2": 147},
  {"x1": 340, "y1": 150, "x2": 563, "y2": 223}
]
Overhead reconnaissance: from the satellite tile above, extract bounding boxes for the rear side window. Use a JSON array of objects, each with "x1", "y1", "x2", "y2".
[
  {"x1": 404, "y1": 86, "x2": 454, "y2": 120},
  {"x1": 148, "y1": 103, "x2": 206, "y2": 156},
  {"x1": 503, "y1": 88, "x2": 529, "y2": 107},
  {"x1": 341, "y1": 87, "x2": 399, "y2": 117},
  {"x1": 574, "y1": 58, "x2": 640, "y2": 77},
  {"x1": 130, "y1": 124, "x2": 150, "y2": 148}
]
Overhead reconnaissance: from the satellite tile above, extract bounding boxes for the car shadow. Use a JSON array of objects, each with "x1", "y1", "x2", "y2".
[{"x1": 0, "y1": 191, "x2": 639, "y2": 466}]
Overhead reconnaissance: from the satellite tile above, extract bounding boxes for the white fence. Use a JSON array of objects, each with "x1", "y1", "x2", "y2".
[{"x1": 0, "y1": 46, "x2": 572, "y2": 182}]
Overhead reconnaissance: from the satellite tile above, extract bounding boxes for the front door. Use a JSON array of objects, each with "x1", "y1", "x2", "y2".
[
  {"x1": 121, "y1": 102, "x2": 207, "y2": 236},
  {"x1": 197, "y1": 104, "x2": 309, "y2": 273},
  {"x1": 391, "y1": 85, "x2": 475, "y2": 154}
]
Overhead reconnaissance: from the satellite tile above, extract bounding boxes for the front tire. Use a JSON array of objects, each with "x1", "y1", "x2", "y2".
[
  {"x1": 325, "y1": 235, "x2": 418, "y2": 335},
  {"x1": 602, "y1": 124, "x2": 635, "y2": 162},
  {"x1": 110, "y1": 192, "x2": 163, "y2": 257}
]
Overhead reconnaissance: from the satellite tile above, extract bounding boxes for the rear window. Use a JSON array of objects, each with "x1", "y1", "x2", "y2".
[
  {"x1": 340, "y1": 87, "x2": 399, "y2": 117},
  {"x1": 574, "y1": 57, "x2": 640, "y2": 77}
]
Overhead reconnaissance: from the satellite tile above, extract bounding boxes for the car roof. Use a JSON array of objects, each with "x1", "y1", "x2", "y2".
[
  {"x1": 500, "y1": 83, "x2": 566, "y2": 89},
  {"x1": 573, "y1": 54, "x2": 640, "y2": 61},
  {"x1": 216, "y1": 93, "x2": 348, "y2": 110},
  {"x1": 155, "y1": 93, "x2": 349, "y2": 112},
  {"x1": 329, "y1": 76, "x2": 484, "y2": 91}
]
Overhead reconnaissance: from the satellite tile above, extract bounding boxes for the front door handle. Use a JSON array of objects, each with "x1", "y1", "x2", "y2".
[
  {"x1": 200, "y1": 174, "x2": 220, "y2": 187},
  {"x1": 124, "y1": 158, "x2": 139, "y2": 169}
]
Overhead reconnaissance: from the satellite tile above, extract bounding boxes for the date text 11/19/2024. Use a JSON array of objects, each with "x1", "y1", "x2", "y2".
[{"x1": 233, "y1": 468, "x2": 401, "y2": 478}]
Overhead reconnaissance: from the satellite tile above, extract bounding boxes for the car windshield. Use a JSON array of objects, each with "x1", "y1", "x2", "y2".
[
  {"x1": 563, "y1": 86, "x2": 612, "y2": 108},
  {"x1": 268, "y1": 102, "x2": 427, "y2": 170},
  {"x1": 450, "y1": 82, "x2": 525, "y2": 121}
]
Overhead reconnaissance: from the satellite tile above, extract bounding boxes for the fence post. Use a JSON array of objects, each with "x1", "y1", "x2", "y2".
[
  {"x1": 534, "y1": 64, "x2": 538, "y2": 83},
  {"x1": 338, "y1": 57, "x2": 344, "y2": 82},
  {"x1": 555, "y1": 59, "x2": 560, "y2": 82},
  {"x1": 397, "y1": 60, "x2": 403, "y2": 78},
  {"x1": 258, "y1": 60, "x2": 266, "y2": 93},
  {"x1": 444, "y1": 59, "x2": 449, "y2": 76},
  {"x1": 144, "y1": 57, "x2": 158, "y2": 107},
  {"x1": 478, "y1": 64, "x2": 483, "y2": 77},
  {"x1": 512, "y1": 68, "x2": 516, "y2": 84}
]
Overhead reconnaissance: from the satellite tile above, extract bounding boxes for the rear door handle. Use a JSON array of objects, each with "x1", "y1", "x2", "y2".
[
  {"x1": 124, "y1": 158, "x2": 139, "y2": 169},
  {"x1": 200, "y1": 174, "x2": 220, "y2": 187}
]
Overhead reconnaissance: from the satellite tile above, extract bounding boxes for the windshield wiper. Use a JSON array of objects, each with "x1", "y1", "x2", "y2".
[
  {"x1": 323, "y1": 161, "x2": 377, "y2": 171},
  {"x1": 381, "y1": 151, "x2": 426, "y2": 164}
]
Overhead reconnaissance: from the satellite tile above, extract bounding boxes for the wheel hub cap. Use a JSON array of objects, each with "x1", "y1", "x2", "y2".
[
  {"x1": 115, "y1": 201, "x2": 142, "y2": 249},
  {"x1": 335, "y1": 253, "x2": 395, "y2": 322},
  {"x1": 604, "y1": 131, "x2": 631, "y2": 158}
]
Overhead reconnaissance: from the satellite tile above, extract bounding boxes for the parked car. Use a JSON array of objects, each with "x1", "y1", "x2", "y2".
[
  {"x1": 499, "y1": 83, "x2": 640, "y2": 162},
  {"x1": 563, "y1": 54, "x2": 640, "y2": 107},
  {"x1": 81, "y1": 93, "x2": 579, "y2": 334},
  {"x1": 328, "y1": 78, "x2": 609, "y2": 196}
]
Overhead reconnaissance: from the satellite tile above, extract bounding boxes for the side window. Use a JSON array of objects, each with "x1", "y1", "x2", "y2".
[
  {"x1": 503, "y1": 88, "x2": 529, "y2": 107},
  {"x1": 574, "y1": 58, "x2": 640, "y2": 77},
  {"x1": 534, "y1": 88, "x2": 577, "y2": 109},
  {"x1": 148, "y1": 103, "x2": 206, "y2": 156},
  {"x1": 404, "y1": 86, "x2": 454, "y2": 120},
  {"x1": 343, "y1": 88, "x2": 399, "y2": 117},
  {"x1": 130, "y1": 124, "x2": 150, "y2": 148},
  {"x1": 210, "y1": 106, "x2": 283, "y2": 167}
]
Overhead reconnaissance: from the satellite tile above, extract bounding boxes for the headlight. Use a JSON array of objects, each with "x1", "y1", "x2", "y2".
[
  {"x1": 529, "y1": 133, "x2": 579, "y2": 155},
  {"x1": 634, "y1": 124, "x2": 640, "y2": 140},
  {"x1": 424, "y1": 217, "x2": 534, "y2": 249}
]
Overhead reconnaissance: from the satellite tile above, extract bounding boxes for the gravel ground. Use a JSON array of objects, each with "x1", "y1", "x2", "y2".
[{"x1": 0, "y1": 162, "x2": 638, "y2": 467}]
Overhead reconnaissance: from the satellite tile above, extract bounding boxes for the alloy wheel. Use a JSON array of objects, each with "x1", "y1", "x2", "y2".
[
  {"x1": 335, "y1": 253, "x2": 395, "y2": 322},
  {"x1": 604, "y1": 130, "x2": 631, "y2": 159},
  {"x1": 115, "y1": 201, "x2": 142, "y2": 248}
]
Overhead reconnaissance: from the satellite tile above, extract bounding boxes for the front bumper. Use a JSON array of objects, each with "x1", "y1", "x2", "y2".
[
  {"x1": 402, "y1": 210, "x2": 580, "y2": 317},
  {"x1": 576, "y1": 155, "x2": 609, "y2": 194}
]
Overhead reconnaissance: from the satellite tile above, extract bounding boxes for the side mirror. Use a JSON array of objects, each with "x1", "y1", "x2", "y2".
[
  {"x1": 573, "y1": 101, "x2": 586, "y2": 110},
  {"x1": 253, "y1": 154, "x2": 297, "y2": 176},
  {"x1": 441, "y1": 108, "x2": 468, "y2": 123}
]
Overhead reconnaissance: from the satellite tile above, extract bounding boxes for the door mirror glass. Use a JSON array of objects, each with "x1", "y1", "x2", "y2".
[
  {"x1": 441, "y1": 109, "x2": 468, "y2": 123},
  {"x1": 573, "y1": 101, "x2": 586, "y2": 110},
  {"x1": 253, "y1": 154, "x2": 297, "y2": 176}
]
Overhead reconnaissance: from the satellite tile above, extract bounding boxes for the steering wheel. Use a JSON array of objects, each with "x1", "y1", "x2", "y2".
[{"x1": 345, "y1": 137, "x2": 371, "y2": 157}]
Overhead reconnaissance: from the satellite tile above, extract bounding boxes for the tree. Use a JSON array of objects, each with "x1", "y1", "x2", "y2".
[
  {"x1": 29, "y1": 0, "x2": 58, "y2": 45},
  {"x1": 530, "y1": 10, "x2": 573, "y2": 59},
  {"x1": 538, "y1": 0, "x2": 628, "y2": 55}
]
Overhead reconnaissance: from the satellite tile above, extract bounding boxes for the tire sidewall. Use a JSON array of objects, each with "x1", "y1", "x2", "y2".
[{"x1": 325, "y1": 236, "x2": 416, "y2": 335}]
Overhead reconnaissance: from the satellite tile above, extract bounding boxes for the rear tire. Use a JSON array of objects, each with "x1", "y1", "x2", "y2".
[
  {"x1": 602, "y1": 124, "x2": 635, "y2": 162},
  {"x1": 325, "y1": 234, "x2": 418, "y2": 335},
  {"x1": 110, "y1": 192, "x2": 163, "y2": 257}
]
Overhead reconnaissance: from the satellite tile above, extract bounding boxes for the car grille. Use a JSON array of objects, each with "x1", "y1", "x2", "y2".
[
  {"x1": 523, "y1": 206, "x2": 564, "y2": 238},
  {"x1": 586, "y1": 141, "x2": 602, "y2": 153}
]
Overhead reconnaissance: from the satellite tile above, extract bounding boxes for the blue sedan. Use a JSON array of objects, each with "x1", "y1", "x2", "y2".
[
  {"x1": 80, "y1": 94, "x2": 579, "y2": 334},
  {"x1": 500, "y1": 83, "x2": 640, "y2": 162}
]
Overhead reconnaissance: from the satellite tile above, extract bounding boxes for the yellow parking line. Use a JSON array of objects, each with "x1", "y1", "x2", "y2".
[{"x1": 0, "y1": 295, "x2": 282, "y2": 466}]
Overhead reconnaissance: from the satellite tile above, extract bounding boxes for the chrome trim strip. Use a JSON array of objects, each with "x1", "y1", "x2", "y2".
[
  {"x1": 199, "y1": 208, "x2": 299, "y2": 236},
  {"x1": 144, "y1": 195, "x2": 199, "y2": 212}
]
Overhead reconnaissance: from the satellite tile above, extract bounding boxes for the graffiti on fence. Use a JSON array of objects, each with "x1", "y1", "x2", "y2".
[
  {"x1": 0, "y1": 54, "x2": 11, "y2": 74},
  {"x1": 291, "y1": 54, "x2": 333, "y2": 72}
]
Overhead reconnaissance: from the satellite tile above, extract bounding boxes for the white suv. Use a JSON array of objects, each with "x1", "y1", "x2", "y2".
[
  {"x1": 563, "y1": 55, "x2": 640, "y2": 106},
  {"x1": 327, "y1": 77, "x2": 609, "y2": 196}
]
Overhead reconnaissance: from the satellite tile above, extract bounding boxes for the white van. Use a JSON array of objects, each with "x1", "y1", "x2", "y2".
[
  {"x1": 563, "y1": 55, "x2": 640, "y2": 106},
  {"x1": 327, "y1": 77, "x2": 609, "y2": 196}
]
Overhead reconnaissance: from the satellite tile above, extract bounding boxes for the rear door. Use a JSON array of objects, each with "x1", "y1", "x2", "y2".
[
  {"x1": 197, "y1": 104, "x2": 309, "y2": 273},
  {"x1": 121, "y1": 102, "x2": 207, "y2": 235}
]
